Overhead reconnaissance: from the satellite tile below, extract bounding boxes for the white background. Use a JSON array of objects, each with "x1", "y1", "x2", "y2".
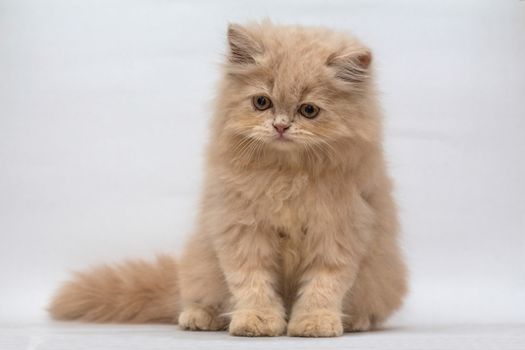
[{"x1": 1, "y1": 0, "x2": 524, "y2": 348}]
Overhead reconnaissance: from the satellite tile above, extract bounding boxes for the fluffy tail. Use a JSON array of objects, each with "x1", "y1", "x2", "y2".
[{"x1": 48, "y1": 255, "x2": 180, "y2": 323}]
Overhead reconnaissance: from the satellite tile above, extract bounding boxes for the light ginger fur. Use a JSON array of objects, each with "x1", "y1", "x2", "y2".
[{"x1": 50, "y1": 21, "x2": 407, "y2": 337}]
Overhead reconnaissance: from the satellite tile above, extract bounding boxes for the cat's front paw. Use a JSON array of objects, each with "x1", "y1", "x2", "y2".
[
  {"x1": 287, "y1": 310, "x2": 343, "y2": 337},
  {"x1": 229, "y1": 308, "x2": 286, "y2": 337},
  {"x1": 178, "y1": 306, "x2": 228, "y2": 331}
]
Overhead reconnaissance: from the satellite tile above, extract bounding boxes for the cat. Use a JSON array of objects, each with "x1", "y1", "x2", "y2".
[{"x1": 49, "y1": 21, "x2": 407, "y2": 337}]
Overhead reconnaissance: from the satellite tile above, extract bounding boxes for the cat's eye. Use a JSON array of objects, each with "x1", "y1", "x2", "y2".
[
  {"x1": 252, "y1": 95, "x2": 273, "y2": 111},
  {"x1": 299, "y1": 104, "x2": 320, "y2": 119}
]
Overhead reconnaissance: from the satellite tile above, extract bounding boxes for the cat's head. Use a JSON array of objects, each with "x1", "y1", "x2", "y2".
[{"x1": 213, "y1": 21, "x2": 381, "y2": 168}]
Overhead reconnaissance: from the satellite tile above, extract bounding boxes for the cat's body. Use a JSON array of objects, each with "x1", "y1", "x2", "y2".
[{"x1": 50, "y1": 22, "x2": 407, "y2": 337}]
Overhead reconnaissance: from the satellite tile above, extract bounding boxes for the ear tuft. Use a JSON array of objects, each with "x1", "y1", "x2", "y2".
[
  {"x1": 227, "y1": 23, "x2": 263, "y2": 65},
  {"x1": 328, "y1": 49, "x2": 372, "y2": 84}
]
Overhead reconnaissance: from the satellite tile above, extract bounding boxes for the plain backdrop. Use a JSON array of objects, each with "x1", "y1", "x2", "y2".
[{"x1": 1, "y1": 0, "x2": 524, "y2": 348}]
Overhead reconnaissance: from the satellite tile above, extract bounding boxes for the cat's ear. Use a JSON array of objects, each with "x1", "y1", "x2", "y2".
[
  {"x1": 227, "y1": 23, "x2": 263, "y2": 65},
  {"x1": 327, "y1": 48, "x2": 372, "y2": 84}
]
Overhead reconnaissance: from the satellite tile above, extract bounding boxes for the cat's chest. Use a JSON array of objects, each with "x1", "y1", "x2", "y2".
[
  {"x1": 224, "y1": 169, "x2": 321, "y2": 233},
  {"x1": 255, "y1": 173, "x2": 311, "y2": 233}
]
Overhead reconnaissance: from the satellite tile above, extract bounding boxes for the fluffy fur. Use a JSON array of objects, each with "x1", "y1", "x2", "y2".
[{"x1": 49, "y1": 21, "x2": 407, "y2": 337}]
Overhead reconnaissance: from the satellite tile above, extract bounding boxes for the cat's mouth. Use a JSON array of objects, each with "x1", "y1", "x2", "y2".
[{"x1": 274, "y1": 134, "x2": 293, "y2": 143}]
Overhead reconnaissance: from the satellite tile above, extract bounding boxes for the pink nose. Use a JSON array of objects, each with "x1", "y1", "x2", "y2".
[{"x1": 273, "y1": 123, "x2": 290, "y2": 135}]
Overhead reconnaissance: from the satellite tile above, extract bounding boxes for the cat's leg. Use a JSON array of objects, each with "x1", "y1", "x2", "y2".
[
  {"x1": 214, "y1": 224, "x2": 286, "y2": 337},
  {"x1": 342, "y1": 234, "x2": 407, "y2": 332},
  {"x1": 287, "y1": 196, "x2": 369, "y2": 337},
  {"x1": 178, "y1": 231, "x2": 230, "y2": 331},
  {"x1": 286, "y1": 257, "x2": 355, "y2": 337}
]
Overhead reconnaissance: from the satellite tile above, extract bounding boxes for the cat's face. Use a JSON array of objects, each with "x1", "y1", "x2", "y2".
[{"x1": 216, "y1": 23, "x2": 377, "y2": 163}]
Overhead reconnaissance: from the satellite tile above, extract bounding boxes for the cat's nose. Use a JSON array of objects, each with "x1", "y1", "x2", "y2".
[{"x1": 273, "y1": 123, "x2": 290, "y2": 135}]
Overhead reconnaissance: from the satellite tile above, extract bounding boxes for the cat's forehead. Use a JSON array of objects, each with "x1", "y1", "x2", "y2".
[
  {"x1": 258, "y1": 62, "x2": 328, "y2": 111},
  {"x1": 227, "y1": 23, "x2": 369, "y2": 108},
  {"x1": 253, "y1": 26, "x2": 349, "y2": 95},
  {"x1": 254, "y1": 45, "x2": 334, "y2": 104}
]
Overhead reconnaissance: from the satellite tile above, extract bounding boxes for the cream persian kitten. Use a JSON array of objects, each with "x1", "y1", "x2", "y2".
[{"x1": 49, "y1": 21, "x2": 407, "y2": 337}]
